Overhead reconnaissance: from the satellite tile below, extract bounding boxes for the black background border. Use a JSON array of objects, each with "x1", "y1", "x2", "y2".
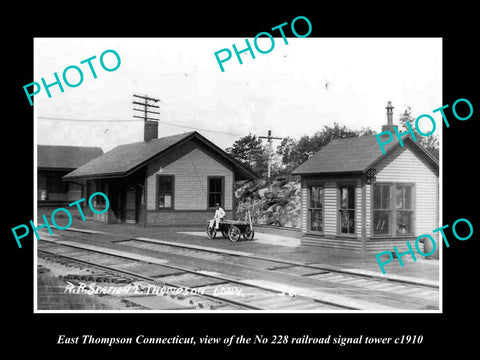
[{"x1": 4, "y1": 4, "x2": 478, "y2": 355}]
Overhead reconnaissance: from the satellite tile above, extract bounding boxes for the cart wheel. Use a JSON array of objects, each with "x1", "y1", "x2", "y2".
[
  {"x1": 243, "y1": 228, "x2": 255, "y2": 241},
  {"x1": 206, "y1": 225, "x2": 217, "y2": 240},
  {"x1": 228, "y1": 226, "x2": 241, "y2": 242},
  {"x1": 221, "y1": 230, "x2": 229, "y2": 239}
]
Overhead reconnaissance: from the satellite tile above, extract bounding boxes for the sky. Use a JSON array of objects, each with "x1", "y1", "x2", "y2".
[{"x1": 34, "y1": 37, "x2": 442, "y2": 152}]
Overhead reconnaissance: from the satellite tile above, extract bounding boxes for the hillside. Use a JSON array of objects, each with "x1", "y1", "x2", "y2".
[{"x1": 234, "y1": 176, "x2": 301, "y2": 228}]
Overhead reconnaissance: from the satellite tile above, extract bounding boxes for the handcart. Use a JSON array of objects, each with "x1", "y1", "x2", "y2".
[{"x1": 206, "y1": 210, "x2": 254, "y2": 242}]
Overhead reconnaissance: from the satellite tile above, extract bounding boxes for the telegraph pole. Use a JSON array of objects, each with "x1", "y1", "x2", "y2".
[
  {"x1": 132, "y1": 94, "x2": 160, "y2": 122},
  {"x1": 132, "y1": 94, "x2": 160, "y2": 228},
  {"x1": 259, "y1": 130, "x2": 283, "y2": 178}
]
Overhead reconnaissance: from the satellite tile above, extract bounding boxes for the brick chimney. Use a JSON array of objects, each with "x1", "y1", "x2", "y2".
[
  {"x1": 144, "y1": 120, "x2": 158, "y2": 142},
  {"x1": 381, "y1": 101, "x2": 398, "y2": 133}
]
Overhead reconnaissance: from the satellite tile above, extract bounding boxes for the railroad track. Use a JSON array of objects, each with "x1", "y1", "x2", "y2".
[
  {"x1": 37, "y1": 230, "x2": 439, "y2": 310},
  {"x1": 119, "y1": 237, "x2": 439, "y2": 296},
  {"x1": 37, "y1": 240, "x2": 352, "y2": 311}
]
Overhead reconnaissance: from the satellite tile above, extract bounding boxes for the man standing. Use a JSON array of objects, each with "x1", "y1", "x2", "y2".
[{"x1": 209, "y1": 203, "x2": 225, "y2": 230}]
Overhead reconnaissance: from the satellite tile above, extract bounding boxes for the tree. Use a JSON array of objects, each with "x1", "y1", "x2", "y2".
[
  {"x1": 398, "y1": 106, "x2": 439, "y2": 159},
  {"x1": 226, "y1": 134, "x2": 268, "y2": 177},
  {"x1": 276, "y1": 122, "x2": 375, "y2": 172},
  {"x1": 276, "y1": 135, "x2": 313, "y2": 173},
  {"x1": 356, "y1": 127, "x2": 377, "y2": 137}
]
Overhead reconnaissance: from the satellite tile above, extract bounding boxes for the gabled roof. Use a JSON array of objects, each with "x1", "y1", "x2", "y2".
[
  {"x1": 291, "y1": 135, "x2": 438, "y2": 175},
  {"x1": 37, "y1": 145, "x2": 103, "y2": 170},
  {"x1": 63, "y1": 131, "x2": 259, "y2": 181}
]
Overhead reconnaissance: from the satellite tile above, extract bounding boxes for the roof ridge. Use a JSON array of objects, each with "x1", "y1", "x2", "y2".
[
  {"x1": 38, "y1": 144, "x2": 103, "y2": 149},
  {"x1": 291, "y1": 134, "x2": 428, "y2": 175},
  {"x1": 115, "y1": 131, "x2": 197, "y2": 147},
  {"x1": 62, "y1": 130, "x2": 258, "y2": 180}
]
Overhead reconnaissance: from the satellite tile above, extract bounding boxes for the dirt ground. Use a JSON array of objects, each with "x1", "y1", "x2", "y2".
[{"x1": 37, "y1": 256, "x2": 146, "y2": 311}]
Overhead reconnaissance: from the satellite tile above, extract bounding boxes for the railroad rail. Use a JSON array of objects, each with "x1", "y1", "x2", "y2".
[
  {"x1": 37, "y1": 230, "x2": 439, "y2": 310},
  {"x1": 121, "y1": 237, "x2": 439, "y2": 289},
  {"x1": 38, "y1": 240, "x2": 353, "y2": 311}
]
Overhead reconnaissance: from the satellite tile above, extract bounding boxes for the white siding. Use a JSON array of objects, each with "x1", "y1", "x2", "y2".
[
  {"x1": 324, "y1": 182, "x2": 337, "y2": 235},
  {"x1": 299, "y1": 144, "x2": 438, "y2": 255},
  {"x1": 146, "y1": 146, "x2": 234, "y2": 211},
  {"x1": 365, "y1": 183, "x2": 372, "y2": 236},
  {"x1": 301, "y1": 186, "x2": 307, "y2": 232},
  {"x1": 355, "y1": 181, "x2": 362, "y2": 236}
]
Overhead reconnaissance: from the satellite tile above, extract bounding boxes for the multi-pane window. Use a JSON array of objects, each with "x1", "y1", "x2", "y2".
[
  {"x1": 373, "y1": 183, "x2": 414, "y2": 236},
  {"x1": 339, "y1": 185, "x2": 355, "y2": 234},
  {"x1": 208, "y1": 177, "x2": 224, "y2": 208},
  {"x1": 157, "y1": 175, "x2": 174, "y2": 209},
  {"x1": 396, "y1": 185, "x2": 413, "y2": 235},
  {"x1": 373, "y1": 184, "x2": 390, "y2": 234},
  {"x1": 308, "y1": 186, "x2": 324, "y2": 232}
]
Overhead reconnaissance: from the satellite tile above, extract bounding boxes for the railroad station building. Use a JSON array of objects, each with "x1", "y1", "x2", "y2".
[
  {"x1": 63, "y1": 121, "x2": 258, "y2": 226},
  {"x1": 37, "y1": 145, "x2": 104, "y2": 207},
  {"x1": 291, "y1": 104, "x2": 439, "y2": 258}
]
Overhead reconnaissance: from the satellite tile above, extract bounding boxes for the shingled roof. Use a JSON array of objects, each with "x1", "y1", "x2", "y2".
[
  {"x1": 291, "y1": 135, "x2": 438, "y2": 175},
  {"x1": 63, "y1": 131, "x2": 258, "y2": 180},
  {"x1": 37, "y1": 145, "x2": 103, "y2": 170}
]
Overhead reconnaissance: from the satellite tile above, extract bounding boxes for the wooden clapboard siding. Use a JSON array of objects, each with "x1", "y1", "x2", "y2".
[
  {"x1": 355, "y1": 180, "x2": 362, "y2": 236},
  {"x1": 365, "y1": 183, "x2": 372, "y2": 235},
  {"x1": 374, "y1": 146, "x2": 439, "y2": 238},
  {"x1": 323, "y1": 181, "x2": 337, "y2": 235},
  {"x1": 146, "y1": 141, "x2": 234, "y2": 211},
  {"x1": 294, "y1": 137, "x2": 438, "y2": 256},
  {"x1": 302, "y1": 236, "x2": 363, "y2": 252},
  {"x1": 301, "y1": 177, "x2": 362, "y2": 238},
  {"x1": 366, "y1": 238, "x2": 420, "y2": 254},
  {"x1": 300, "y1": 185, "x2": 308, "y2": 233},
  {"x1": 302, "y1": 226, "x2": 419, "y2": 255}
]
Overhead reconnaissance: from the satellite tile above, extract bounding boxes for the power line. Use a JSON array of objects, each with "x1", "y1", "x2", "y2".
[
  {"x1": 160, "y1": 121, "x2": 243, "y2": 136},
  {"x1": 38, "y1": 116, "x2": 139, "y2": 123},
  {"x1": 37, "y1": 115, "x2": 244, "y2": 137}
]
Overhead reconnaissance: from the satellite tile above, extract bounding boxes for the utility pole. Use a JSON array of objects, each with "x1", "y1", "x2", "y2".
[
  {"x1": 132, "y1": 94, "x2": 160, "y2": 227},
  {"x1": 132, "y1": 94, "x2": 160, "y2": 122},
  {"x1": 259, "y1": 130, "x2": 283, "y2": 178}
]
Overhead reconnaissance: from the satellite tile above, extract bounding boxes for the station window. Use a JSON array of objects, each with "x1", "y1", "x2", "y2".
[
  {"x1": 373, "y1": 184, "x2": 391, "y2": 235},
  {"x1": 372, "y1": 183, "x2": 414, "y2": 236},
  {"x1": 208, "y1": 177, "x2": 224, "y2": 208},
  {"x1": 396, "y1": 185, "x2": 414, "y2": 235},
  {"x1": 157, "y1": 175, "x2": 174, "y2": 209},
  {"x1": 339, "y1": 185, "x2": 355, "y2": 234},
  {"x1": 308, "y1": 185, "x2": 324, "y2": 233}
]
